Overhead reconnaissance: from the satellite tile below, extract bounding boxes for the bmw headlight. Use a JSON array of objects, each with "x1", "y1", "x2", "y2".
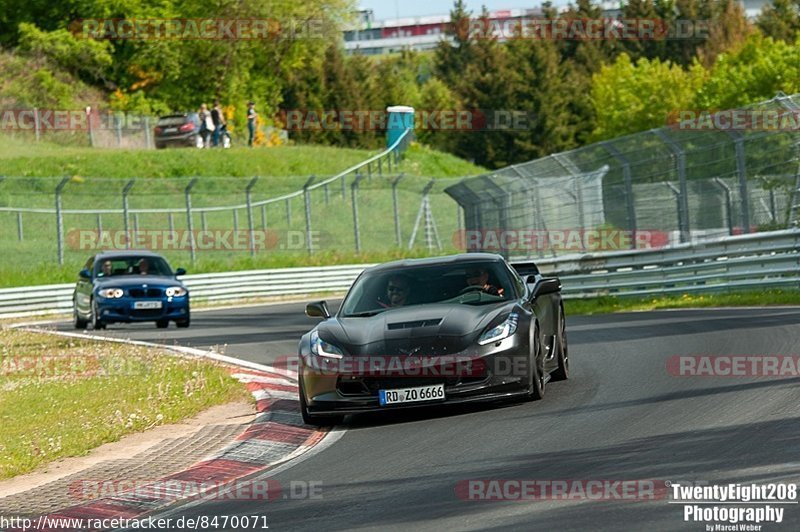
[
  {"x1": 165, "y1": 286, "x2": 187, "y2": 297},
  {"x1": 310, "y1": 330, "x2": 344, "y2": 359},
  {"x1": 478, "y1": 313, "x2": 519, "y2": 345},
  {"x1": 98, "y1": 288, "x2": 124, "y2": 299}
]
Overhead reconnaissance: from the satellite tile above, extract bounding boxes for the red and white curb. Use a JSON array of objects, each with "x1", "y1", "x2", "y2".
[{"x1": 6, "y1": 328, "x2": 343, "y2": 531}]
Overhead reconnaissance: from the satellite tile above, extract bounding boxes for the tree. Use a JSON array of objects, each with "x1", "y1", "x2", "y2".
[{"x1": 757, "y1": 0, "x2": 800, "y2": 42}]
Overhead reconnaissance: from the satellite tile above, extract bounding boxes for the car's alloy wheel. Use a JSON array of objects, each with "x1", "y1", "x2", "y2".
[
  {"x1": 299, "y1": 379, "x2": 343, "y2": 427},
  {"x1": 91, "y1": 300, "x2": 106, "y2": 330},
  {"x1": 176, "y1": 317, "x2": 190, "y2": 328},
  {"x1": 551, "y1": 305, "x2": 570, "y2": 381},
  {"x1": 526, "y1": 323, "x2": 545, "y2": 401}
]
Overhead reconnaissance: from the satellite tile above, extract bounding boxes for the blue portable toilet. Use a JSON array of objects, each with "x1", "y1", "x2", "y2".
[{"x1": 386, "y1": 105, "x2": 415, "y2": 152}]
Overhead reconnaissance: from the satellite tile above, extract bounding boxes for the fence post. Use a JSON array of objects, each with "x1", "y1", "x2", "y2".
[
  {"x1": 665, "y1": 182, "x2": 683, "y2": 243},
  {"x1": 233, "y1": 209, "x2": 239, "y2": 232},
  {"x1": 96, "y1": 213, "x2": 102, "y2": 235},
  {"x1": 185, "y1": 178, "x2": 198, "y2": 263},
  {"x1": 303, "y1": 176, "x2": 316, "y2": 254},
  {"x1": 601, "y1": 141, "x2": 637, "y2": 249},
  {"x1": 713, "y1": 178, "x2": 734, "y2": 236},
  {"x1": 351, "y1": 173, "x2": 365, "y2": 253},
  {"x1": 17, "y1": 211, "x2": 23, "y2": 242},
  {"x1": 86, "y1": 107, "x2": 95, "y2": 147},
  {"x1": 144, "y1": 117, "x2": 152, "y2": 149},
  {"x1": 168, "y1": 213, "x2": 174, "y2": 232},
  {"x1": 55, "y1": 177, "x2": 70, "y2": 265},
  {"x1": 122, "y1": 180, "x2": 135, "y2": 250},
  {"x1": 245, "y1": 176, "x2": 259, "y2": 256},
  {"x1": 115, "y1": 113, "x2": 123, "y2": 147},
  {"x1": 285, "y1": 198, "x2": 292, "y2": 226},
  {"x1": 391, "y1": 174, "x2": 404, "y2": 246},
  {"x1": 724, "y1": 131, "x2": 750, "y2": 233},
  {"x1": 654, "y1": 130, "x2": 690, "y2": 243},
  {"x1": 34, "y1": 107, "x2": 41, "y2": 142},
  {"x1": 261, "y1": 204, "x2": 267, "y2": 229},
  {"x1": 324, "y1": 183, "x2": 330, "y2": 205},
  {"x1": 201, "y1": 211, "x2": 207, "y2": 232},
  {"x1": 133, "y1": 213, "x2": 140, "y2": 234}
]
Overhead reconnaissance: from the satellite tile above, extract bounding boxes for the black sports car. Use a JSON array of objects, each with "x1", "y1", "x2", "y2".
[{"x1": 298, "y1": 253, "x2": 569, "y2": 425}]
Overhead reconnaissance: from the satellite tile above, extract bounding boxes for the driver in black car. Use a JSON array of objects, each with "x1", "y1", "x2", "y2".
[
  {"x1": 465, "y1": 267, "x2": 505, "y2": 297},
  {"x1": 378, "y1": 274, "x2": 411, "y2": 308}
]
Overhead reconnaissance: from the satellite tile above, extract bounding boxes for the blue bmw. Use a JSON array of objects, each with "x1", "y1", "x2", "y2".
[{"x1": 73, "y1": 251, "x2": 190, "y2": 329}]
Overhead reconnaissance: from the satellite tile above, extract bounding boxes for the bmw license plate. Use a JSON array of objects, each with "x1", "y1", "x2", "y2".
[
  {"x1": 379, "y1": 384, "x2": 445, "y2": 406},
  {"x1": 134, "y1": 301, "x2": 162, "y2": 310},
  {"x1": 164, "y1": 127, "x2": 177, "y2": 133}
]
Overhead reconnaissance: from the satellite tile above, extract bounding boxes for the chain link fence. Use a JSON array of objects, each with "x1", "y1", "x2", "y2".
[{"x1": 446, "y1": 93, "x2": 800, "y2": 258}]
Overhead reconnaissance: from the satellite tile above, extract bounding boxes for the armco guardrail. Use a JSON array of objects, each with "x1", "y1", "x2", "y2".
[
  {"x1": 532, "y1": 228, "x2": 800, "y2": 298},
  {"x1": 0, "y1": 264, "x2": 373, "y2": 319},
  {"x1": 2, "y1": 229, "x2": 799, "y2": 319}
]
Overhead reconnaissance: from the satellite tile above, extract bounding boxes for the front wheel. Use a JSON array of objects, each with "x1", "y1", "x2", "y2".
[
  {"x1": 550, "y1": 305, "x2": 569, "y2": 381},
  {"x1": 73, "y1": 301, "x2": 88, "y2": 329},
  {"x1": 299, "y1": 379, "x2": 343, "y2": 427},
  {"x1": 526, "y1": 323, "x2": 545, "y2": 401},
  {"x1": 91, "y1": 300, "x2": 106, "y2": 330},
  {"x1": 156, "y1": 319, "x2": 170, "y2": 329}
]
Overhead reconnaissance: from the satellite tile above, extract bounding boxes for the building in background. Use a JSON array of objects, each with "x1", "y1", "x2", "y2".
[{"x1": 345, "y1": 1, "x2": 770, "y2": 56}]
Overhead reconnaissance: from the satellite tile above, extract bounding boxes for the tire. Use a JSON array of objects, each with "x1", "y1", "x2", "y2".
[
  {"x1": 299, "y1": 379, "x2": 343, "y2": 427},
  {"x1": 176, "y1": 317, "x2": 190, "y2": 328},
  {"x1": 551, "y1": 305, "x2": 570, "y2": 382},
  {"x1": 526, "y1": 322, "x2": 545, "y2": 401},
  {"x1": 73, "y1": 300, "x2": 88, "y2": 329},
  {"x1": 91, "y1": 300, "x2": 106, "y2": 330},
  {"x1": 156, "y1": 319, "x2": 170, "y2": 329}
]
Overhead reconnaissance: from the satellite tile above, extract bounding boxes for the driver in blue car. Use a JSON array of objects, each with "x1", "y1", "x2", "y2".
[{"x1": 465, "y1": 267, "x2": 504, "y2": 297}]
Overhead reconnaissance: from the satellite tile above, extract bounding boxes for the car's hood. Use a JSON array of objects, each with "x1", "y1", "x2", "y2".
[
  {"x1": 93, "y1": 275, "x2": 182, "y2": 288},
  {"x1": 317, "y1": 303, "x2": 515, "y2": 356}
]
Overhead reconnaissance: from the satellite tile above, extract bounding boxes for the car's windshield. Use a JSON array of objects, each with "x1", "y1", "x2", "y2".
[
  {"x1": 340, "y1": 261, "x2": 515, "y2": 317},
  {"x1": 94, "y1": 256, "x2": 173, "y2": 277}
]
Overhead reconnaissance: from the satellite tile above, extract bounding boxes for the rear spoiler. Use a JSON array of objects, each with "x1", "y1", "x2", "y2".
[{"x1": 510, "y1": 261, "x2": 540, "y2": 277}]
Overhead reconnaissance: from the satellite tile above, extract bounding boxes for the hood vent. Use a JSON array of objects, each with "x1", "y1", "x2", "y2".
[{"x1": 387, "y1": 318, "x2": 442, "y2": 330}]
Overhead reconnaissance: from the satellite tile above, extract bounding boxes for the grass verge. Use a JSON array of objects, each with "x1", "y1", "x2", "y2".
[
  {"x1": 0, "y1": 329, "x2": 252, "y2": 480},
  {"x1": 566, "y1": 290, "x2": 800, "y2": 316}
]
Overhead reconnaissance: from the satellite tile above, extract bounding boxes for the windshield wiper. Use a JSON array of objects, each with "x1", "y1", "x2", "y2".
[{"x1": 346, "y1": 310, "x2": 386, "y2": 318}]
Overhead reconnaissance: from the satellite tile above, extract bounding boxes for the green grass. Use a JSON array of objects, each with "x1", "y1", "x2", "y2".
[
  {"x1": 0, "y1": 329, "x2": 252, "y2": 479},
  {"x1": 566, "y1": 290, "x2": 800, "y2": 316}
]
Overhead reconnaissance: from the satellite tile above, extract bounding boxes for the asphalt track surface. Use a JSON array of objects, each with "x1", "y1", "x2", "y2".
[{"x1": 52, "y1": 304, "x2": 800, "y2": 531}]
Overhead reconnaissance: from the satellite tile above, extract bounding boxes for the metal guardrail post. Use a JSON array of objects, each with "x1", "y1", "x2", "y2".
[
  {"x1": 352, "y1": 173, "x2": 365, "y2": 253},
  {"x1": 601, "y1": 141, "x2": 637, "y2": 249},
  {"x1": 115, "y1": 113, "x2": 123, "y2": 147},
  {"x1": 285, "y1": 198, "x2": 292, "y2": 227},
  {"x1": 391, "y1": 174, "x2": 405, "y2": 246},
  {"x1": 233, "y1": 209, "x2": 239, "y2": 232},
  {"x1": 133, "y1": 213, "x2": 140, "y2": 233},
  {"x1": 122, "y1": 180, "x2": 135, "y2": 249},
  {"x1": 713, "y1": 178, "x2": 734, "y2": 236},
  {"x1": 245, "y1": 177, "x2": 259, "y2": 257},
  {"x1": 18, "y1": 211, "x2": 24, "y2": 241},
  {"x1": 34, "y1": 108, "x2": 41, "y2": 142},
  {"x1": 168, "y1": 213, "x2": 174, "y2": 232},
  {"x1": 654, "y1": 130, "x2": 690, "y2": 243},
  {"x1": 261, "y1": 204, "x2": 267, "y2": 229},
  {"x1": 303, "y1": 176, "x2": 316, "y2": 255},
  {"x1": 185, "y1": 178, "x2": 198, "y2": 263},
  {"x1": 96, "y1": 214, "x2": 102, "y2": 235},
  {"x1": 665, "y1": 182, "x2": 683, "y2": 242},
  {"x1": 201, "y1": 211, "x2": 207, "y2": 231},
  {"x1": 143, "y1": 117, "x2": 152, "y2": 149},
  {"x1": 55, "y1": 177, "x2": 70, "y2": 265}
]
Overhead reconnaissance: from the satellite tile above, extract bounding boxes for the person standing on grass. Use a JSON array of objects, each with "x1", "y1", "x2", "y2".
[
  {"x1": 198, "y1": 103, "x2": 213, "y2": 148},
  {"x1": 247, "y1": 101, "x2": 257, "y2": 147},
  {"x1": 211, "y1": 99, "x2": 226, "y2": 147}
]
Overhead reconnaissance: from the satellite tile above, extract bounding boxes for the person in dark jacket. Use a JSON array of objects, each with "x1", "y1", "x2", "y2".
[
  {"x1": 210, "y1": 100, "x2": 226, "y2": 147},
  {"x1": 247, "y1": 101, "x2": 257, "y2": 147}
]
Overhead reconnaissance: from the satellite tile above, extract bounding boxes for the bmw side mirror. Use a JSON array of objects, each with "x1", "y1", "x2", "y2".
[
  {"x1": 175, "y1": 268, "x2": 187, "y2": 276},
  {"x1": 79, "y1": 268, "x2": 91, "y2": 280},
  {"x1": 306, "y1": 301, "x2": 331, "y2": 319},
  {"x1": 532, "y1": 277, "x2": 561, "y2": 299}
]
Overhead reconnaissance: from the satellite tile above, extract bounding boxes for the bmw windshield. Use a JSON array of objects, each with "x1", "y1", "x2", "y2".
[{"x1": 340, "y1": 261, "x2": 517, "y2": 317}]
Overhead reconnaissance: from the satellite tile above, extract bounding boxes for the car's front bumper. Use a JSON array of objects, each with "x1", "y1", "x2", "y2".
[
  {"x1": 300, "y1": 334, "x2": 531, "y2": 415},
  {"x1": 95, "y1": 297, "x2": 189, "y2": 323}
]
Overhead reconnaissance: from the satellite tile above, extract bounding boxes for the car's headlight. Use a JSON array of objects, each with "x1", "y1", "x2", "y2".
[
  {"x1": 98, "y1": 288, "x2": 124, "y2": 299},
  {"x1": 310, "y1": 330, "x2": 344, "y2": 359},
  {"x1": 166, "y1": 286, "x2": 187, "y2": 297},
  {"x1": 478, "y1": 313, "x2": 519, "y2": 345}
]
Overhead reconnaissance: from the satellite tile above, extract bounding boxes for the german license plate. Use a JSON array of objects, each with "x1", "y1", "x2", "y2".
[
  {"x1": 134, "y1": 301, "x2": 162, "y2": 310},
  {"x1": 379, "y1": 384, "x2": 445, "y2": 406},
  {"x1": 164, "y1": 127, "x2": 177, "y2": 133}
]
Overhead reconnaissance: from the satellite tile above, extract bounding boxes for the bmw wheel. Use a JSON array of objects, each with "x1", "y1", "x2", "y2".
[
  {"x1": 73, "y1": 299, "x2": 88, "y2": 329},
  {"x1": 91, "y1": 299, "x2": 106, "y2": 330}
]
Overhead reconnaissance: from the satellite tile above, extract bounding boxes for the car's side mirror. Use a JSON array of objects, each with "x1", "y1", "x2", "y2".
[
  {"x1": 79, "y1": 268, "x2": 91, "y2": 280},
  {"x1": 175, "y1": 268, "x2": 187, "y2": 276},
  {"x1": 531, "y1": 277, "x2": 561, "y2": 299},
  {"x1": 306, "y1": 301, "x2": 331, "y2": 319}
]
